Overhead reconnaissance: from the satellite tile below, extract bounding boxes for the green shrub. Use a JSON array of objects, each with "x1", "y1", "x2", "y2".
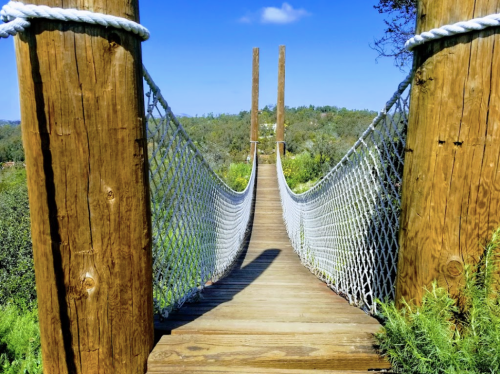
[
  {"x1": 224, "y1": 162, "x2": 252, "y2": 192},
  {"x1": 376, "y1": 228, "x2": 500, "y2": 373},
  {"x1": 0, "y1": 167, "x2": 36, "y2": 309},
  {"x1": 0, "y1": 125, "x2": 24, "y2": 163},
  {"x1": 0, "y1": 166, "x2": 26, "y2": 193},
  {"x1": 281, "y1": 152, "x2": 321, "y2": 191},
  {"x1": 0, "y1": 304, "x2": 42, "y2": 374}
]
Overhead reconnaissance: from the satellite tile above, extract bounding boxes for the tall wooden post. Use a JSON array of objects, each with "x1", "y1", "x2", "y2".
[
  {"x1": 250, "y1": 48, "x2": 259, "y2": 160},
  {"x1": 396, "y1": 0, "x2": 500, "y2": 305},
  {"x1": 276, "y1": 45, "x2": 286, "y2": 156},
  {"x1": 14, "y1": 0, "x2": 154, "y2": 372}
]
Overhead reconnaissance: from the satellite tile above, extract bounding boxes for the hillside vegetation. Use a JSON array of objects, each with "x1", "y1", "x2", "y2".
[
  {"x1": 0, "y1": 124, "x2": 24, "y2": 163},
  {"x1": 179, "y1": 105, "x2": 376, "y2": 191},
  {"x1": 0, "y1": 104, "x2": 375, "y2": 191}
]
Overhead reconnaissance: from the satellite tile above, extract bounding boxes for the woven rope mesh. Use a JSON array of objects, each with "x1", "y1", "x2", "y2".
[
  {"x1": 276, "y1": 78, "x2": 411, "y2": 314},
  {"x1": 143, "y1": 67, "x2": 256, "y2": 316}
]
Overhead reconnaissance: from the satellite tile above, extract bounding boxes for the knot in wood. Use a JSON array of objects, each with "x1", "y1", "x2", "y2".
[
  {"x1": 83, "y1": 277, "x2": 96, "y2": 290},
  {"x1": 446, "y1": 260, "x2": 463, "y2": 278}
]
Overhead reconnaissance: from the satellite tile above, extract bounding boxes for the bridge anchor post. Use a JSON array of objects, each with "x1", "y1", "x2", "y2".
[
  {"x1": 13, "y1": 0, "x2": 154, "y2": 372},
  {"x1": 276, "y1": 45, "x2": 286, "y2": 156},
  {"x1": 250, "y1": 47, "x2": 259, "y2": 160},
  {"x1": 397, "y1": 0, "x2": 500, "y2": 305}
]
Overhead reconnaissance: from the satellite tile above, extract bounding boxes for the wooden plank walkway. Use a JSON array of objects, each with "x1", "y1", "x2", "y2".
[{"x1": 148, "y1": 164, "x2": 390, "y2": 373}]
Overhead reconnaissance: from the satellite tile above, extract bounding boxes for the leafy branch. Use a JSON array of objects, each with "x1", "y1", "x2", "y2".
[{"x1": 372, "y1": 0, "x2": 417, "y2": 69}]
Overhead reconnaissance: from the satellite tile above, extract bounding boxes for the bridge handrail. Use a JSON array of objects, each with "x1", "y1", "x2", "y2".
[
  {"x1": 276, "y1": 77, "x2": 411, "y2": 314},
  {"x1": 143, "y1": 68, "x2": 257, "y2": 317}
]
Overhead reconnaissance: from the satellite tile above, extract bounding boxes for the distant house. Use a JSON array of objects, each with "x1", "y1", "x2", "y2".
[
  {"x1": 2, "y1": 161, "x2": 15, "y2": 169},
  {"x1": 262, "y1": 123, "x2": 277, "y2": 132}
]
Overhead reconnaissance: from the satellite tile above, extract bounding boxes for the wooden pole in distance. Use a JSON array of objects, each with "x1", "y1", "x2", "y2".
[
  {"x1": 251, "y1": 47, "x2": 259, "y2": 160},
  {"x1": 14, "y1": 0, "x2": 154, "y2": 372},
  {"x1": 396, "y1": 0, "x2": 500, "y2": 305},
  {"x1": 276, "y1": 45, "x2": 286, "y2": 156}
]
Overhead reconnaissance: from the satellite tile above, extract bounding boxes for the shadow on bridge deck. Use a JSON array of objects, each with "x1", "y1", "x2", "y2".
[
  {"x1": 148, "y1": 164, "x2": 391, "y2": 373},
  {"x1": 154, "y1": 248, "x2": 282, "y2": 335}
]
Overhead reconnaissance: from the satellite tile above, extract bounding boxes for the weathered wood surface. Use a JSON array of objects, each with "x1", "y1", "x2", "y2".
[
  {"x1": 250, "y1": 47, "x2": 259, "y2": 160},
  {"x1": 14, "y1": 1, "x2": 154, "y2": 372},
  {"x1": 149, "y1": 165, "x2": 389, "y2": 373},
  {"x1": 276, "y1": 46, "x2": 286, "y2": 156},
  {"x1": 397, "y1": 0, "x2": 500, "y2": 304}
]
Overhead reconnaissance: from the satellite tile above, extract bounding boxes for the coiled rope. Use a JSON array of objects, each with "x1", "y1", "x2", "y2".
[{"x1": 0, "y1": 1, "x2": 149, "y2": 40}]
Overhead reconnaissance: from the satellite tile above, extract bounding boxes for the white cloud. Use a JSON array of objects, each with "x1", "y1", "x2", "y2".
[{"x1": 261, "y1": 3, "x2": 310, "y2": 24}]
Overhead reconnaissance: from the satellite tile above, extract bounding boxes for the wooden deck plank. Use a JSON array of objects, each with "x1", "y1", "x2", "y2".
[
  {"x1": 149, "y1": 335, "x2": 389, "y2": 371},
  {"x1": 148, "y1": 164, "x2": 388, "y2": 373},
  {"x1": 165, "y1": 313, "x2": 380, "y2": 324},
  {"x1": 167, "y1": 321, "x2": 383, "y2": 336},
  {"x1": 148, "y1": 366, "x2": 391, "y2": 374}
]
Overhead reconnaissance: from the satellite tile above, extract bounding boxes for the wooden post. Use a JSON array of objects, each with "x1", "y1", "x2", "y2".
[
  {"x1": 250, "y1": 48, "x2": 259, "y2": 160},
  {"x1": 276, "y1": 45, "x2": 286, "y2": 156},
  {"x1": 14, "y1": 0, "x2": 154, "y2": 372},
  {"x1": 396, "y1": 0, "x2": 500, "y2": 305}
]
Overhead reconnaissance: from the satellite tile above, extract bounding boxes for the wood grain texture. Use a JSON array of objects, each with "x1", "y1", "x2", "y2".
[
  {"x1": 276, "y1": 46, "x2": 286, "y2": 155},
  {"x1": 149, "y1": 165, "x2": 388, "y2": 373},
  {"x1": 250, "y1": 48, "x2": 259, "y2": 160},
  {"x1": 397, "y1": 0, "x2": 500, "y2": 304},
  {"x1": 14, "y1": 1, "x2": 154, "y2": 372}
]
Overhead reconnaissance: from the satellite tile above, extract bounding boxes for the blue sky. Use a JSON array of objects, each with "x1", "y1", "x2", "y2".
[{"x1": 0, "y1": 1, "x2": 411, "y2": 120}]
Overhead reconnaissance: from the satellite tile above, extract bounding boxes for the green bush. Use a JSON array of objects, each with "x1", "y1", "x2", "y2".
[
  {"x1": 281, "y1": 152, "x2": 321, "y2": 191},
  {"x1": 223, "y1": 162, "x2": 252, "y2": 192},
  {"x1": 376, "y1": 228, "x2": 500, "y2": 373},
  {"x1": 0, "y1": 304, "x2": 42, "y2": 374},
  {"x1": 0, "y1": 125, "x2": 24, "y2": 163},
  {"x1": 0, "y1": 167, "x2": 36, "y2": 309}
]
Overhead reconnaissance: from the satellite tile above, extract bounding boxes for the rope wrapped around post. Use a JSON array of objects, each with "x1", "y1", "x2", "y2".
[
  {"x1": 0, "y1": 0, "x2": 150, "y2": 39},
  {"x1": 405, "y1": 12, "x2": 500, "y2": 50}
]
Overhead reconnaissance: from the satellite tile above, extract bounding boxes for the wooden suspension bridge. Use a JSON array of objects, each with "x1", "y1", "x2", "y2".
[
  {"x1": 8, "y1": 0, "x2": 500, "y2": 372},
  {"x1": 148, "y1": 164, "x2": 390, "y2": 373}
]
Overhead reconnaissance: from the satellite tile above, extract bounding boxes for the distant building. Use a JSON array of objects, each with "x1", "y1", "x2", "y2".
[
  {"x1": 2, "y1": 161, "x2": 15, "y2": 169},
  {"x1": 262, "y1": 123, "x2": 277, "y2": 132}
]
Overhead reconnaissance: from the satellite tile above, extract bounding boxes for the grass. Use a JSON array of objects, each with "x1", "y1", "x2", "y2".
[{"x1": 376, "y1": 228, "x2": 500, "y2": 374}]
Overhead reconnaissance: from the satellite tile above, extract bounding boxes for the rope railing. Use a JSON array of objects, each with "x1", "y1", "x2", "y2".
[
  {"x1": 276, "y1": 78, "x2": 411, "y2": 314},
  {"x1": 143, "y1": 67, "x2": 256, "y2": 317}
]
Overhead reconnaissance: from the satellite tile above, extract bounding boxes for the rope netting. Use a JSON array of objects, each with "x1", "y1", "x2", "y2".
[
  {"x1": 276, "y1": 77, "x2": 411, "y2": 314},
  {"x1": 143, "y1": 67, "x2": 256, "y2": 317}
]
